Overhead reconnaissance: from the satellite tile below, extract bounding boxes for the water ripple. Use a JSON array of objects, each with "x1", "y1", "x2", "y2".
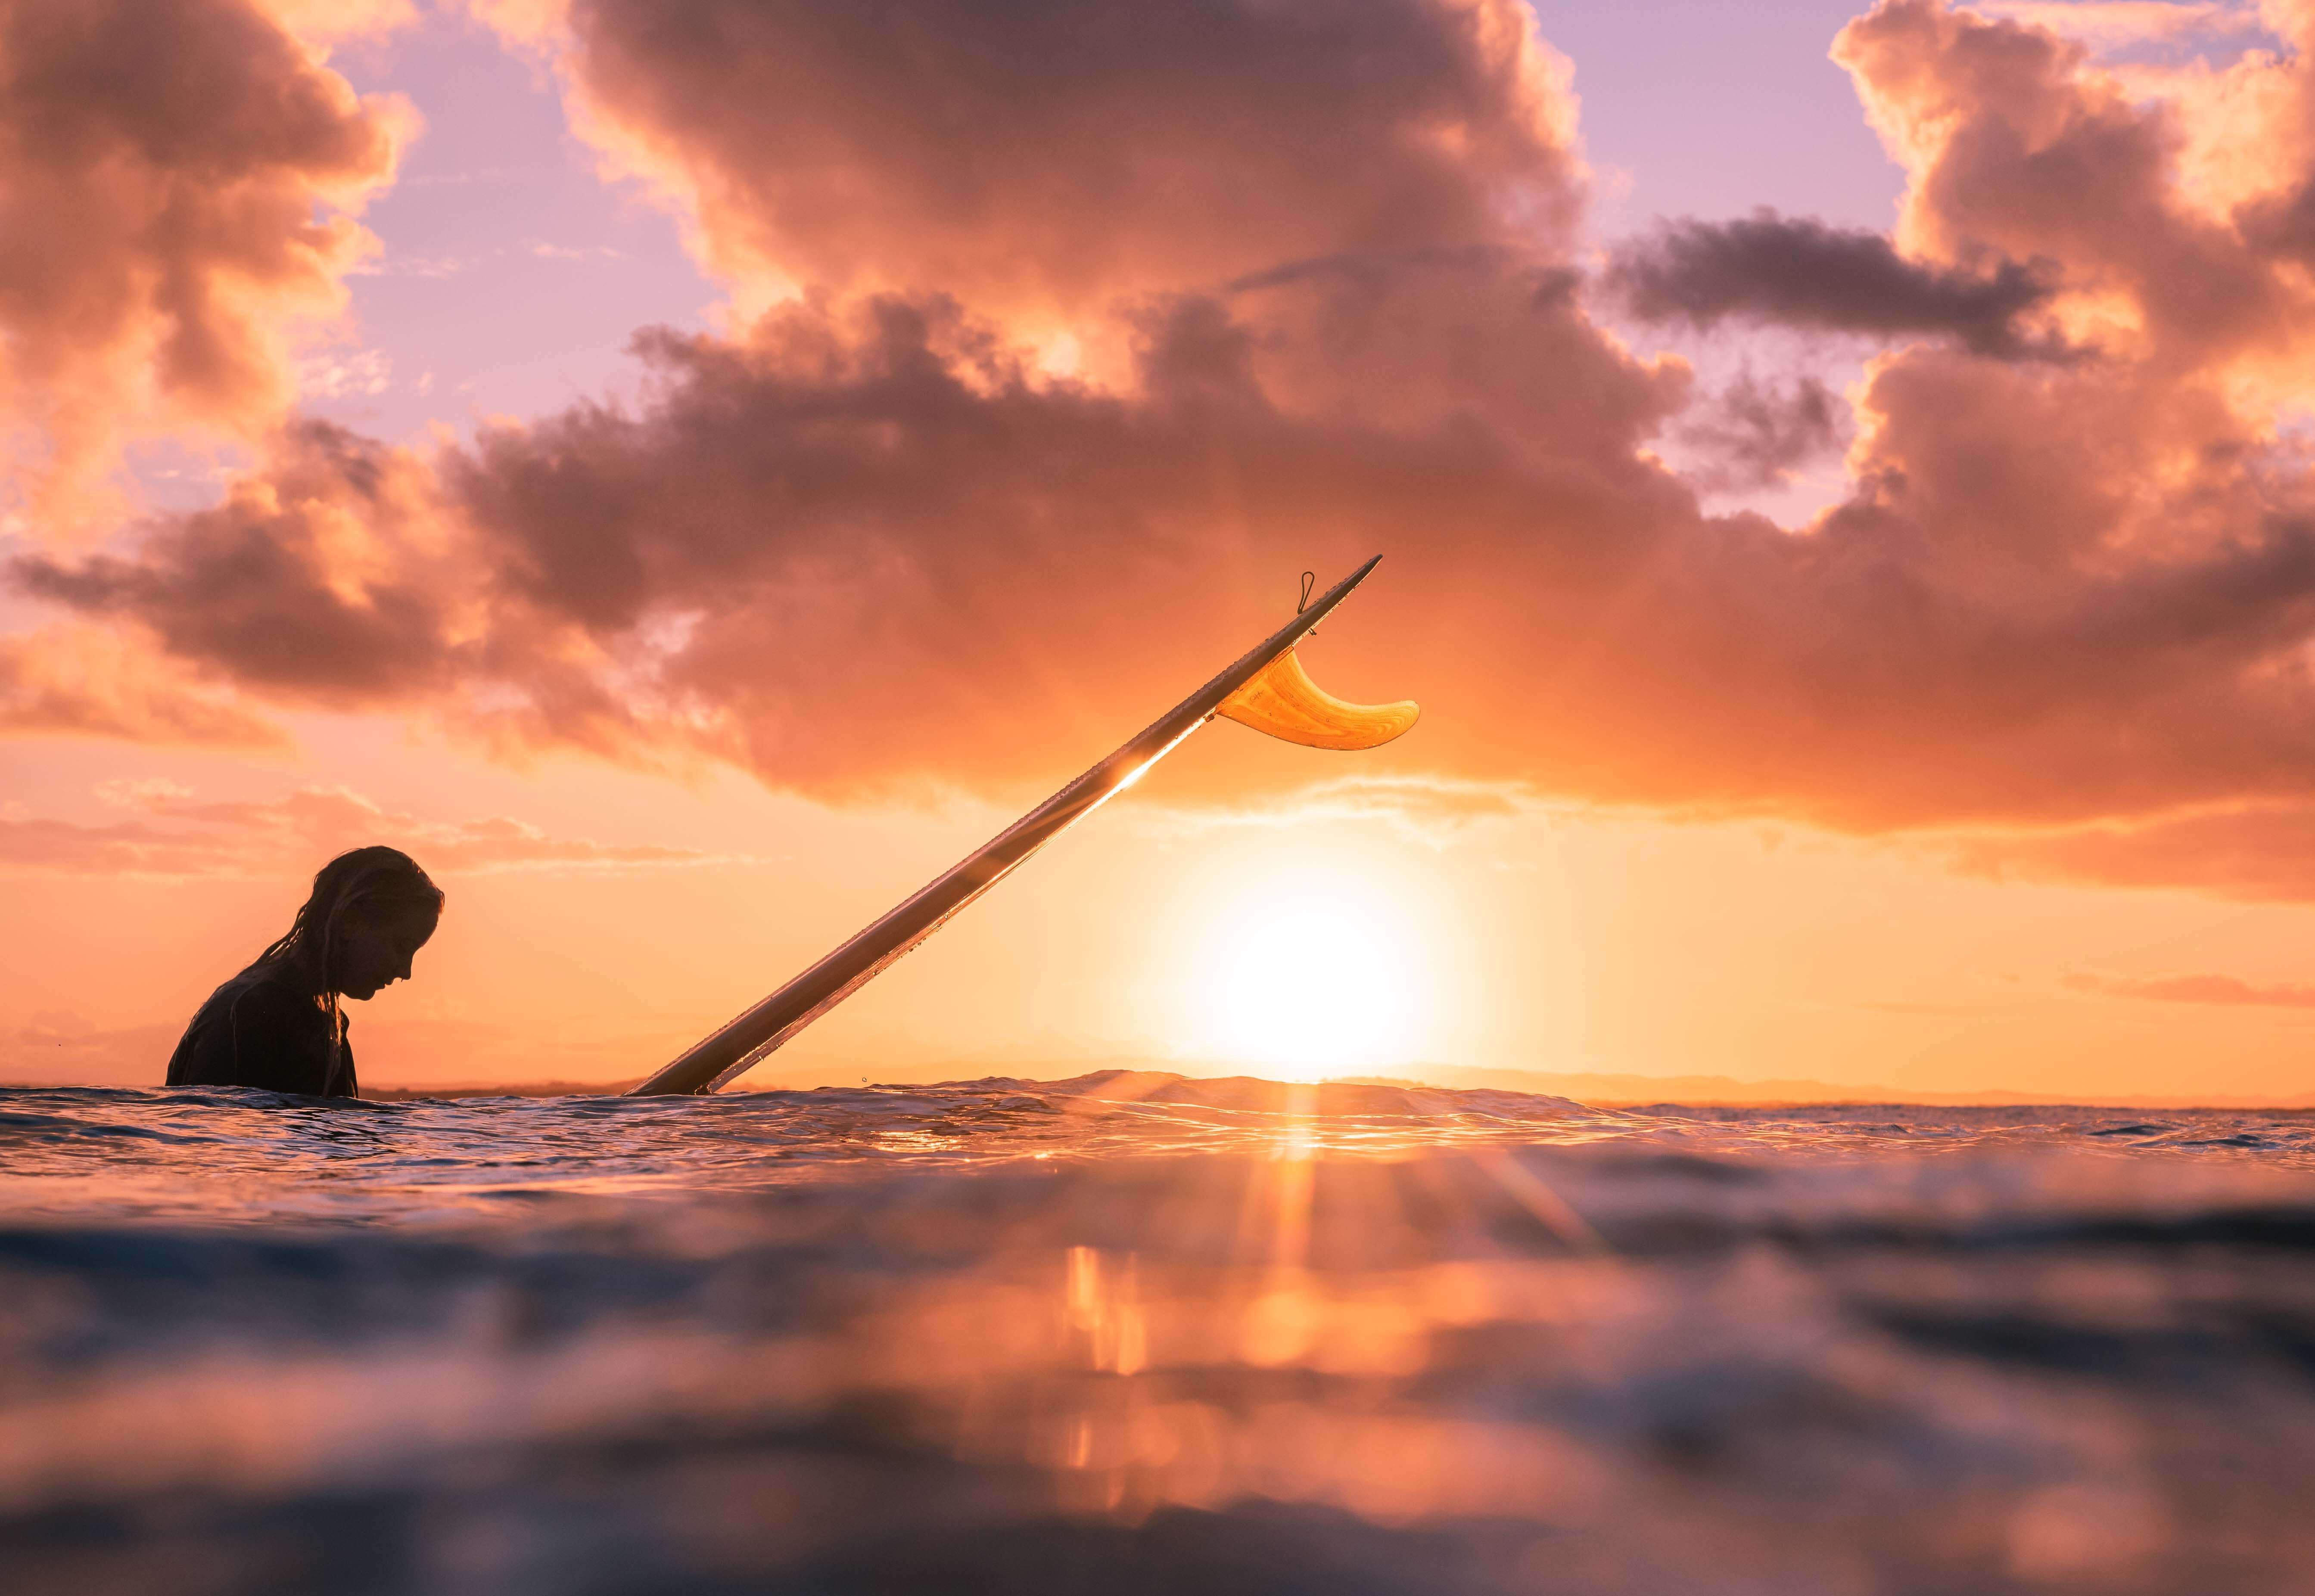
[{"x1": 2, "y1": 1074, "x2": 2312, "y2": 1593}]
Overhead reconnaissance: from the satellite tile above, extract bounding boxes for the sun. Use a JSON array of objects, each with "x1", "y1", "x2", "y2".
[{"x1": 1183, "y1": 866, "x2": 1435, "y2": 1080}]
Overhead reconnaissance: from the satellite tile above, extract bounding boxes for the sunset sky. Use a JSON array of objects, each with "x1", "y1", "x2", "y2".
[{"x1": 10, "y1": 0, "x2": 2315, "y2": 1100}]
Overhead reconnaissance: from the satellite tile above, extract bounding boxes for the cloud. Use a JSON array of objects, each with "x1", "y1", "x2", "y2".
[
  {"x1": 1608, "y1": 210, "x2": 2065, "y2": 356},
  {"x1": 1674, "y1": 373, "x2": 1846, "y2": 493},
  {"x1": 13, "y1": 421, "x2": 461, "y2": 707},
  {"x1": 1134, "y1": 772, "x2": 1539, "y2": 847},
  {"x1": 548, "y1": 0, "x2": 1583, "y2": 316},
  {"x1": 259, "y1": 0, "x2": 420, "y2": 46},
  {"x1": 298, "y1": 347, "x2": 392, "y2": 398},
  {"x1": 0, "y1": 625, "x2": 286, "y2": 747},
  {"x1": 1950, "y1": 803, "x2": 2315, "y2": 901},
  {"x1": 0, "y1": 780, "x2": 731, "y2": 876},
  {"x1": 36, "y1": 255, "x2": 2315, "y2": 837},
  {"x1": 2063, "y1": 970, "x2": 2315, "y2": 1007},
  {"x1": 26, "y1": 0, "x2": 2315, "y2": 904},
  {"x1": 0, "y1": 0, "x2": 408, "y2": 521},
  {"x1": 1964, "y1": 2, "x2": 2258, "y2": 48},
  {"x1": 20, "y1": 270, "x2": 1702, "y2": 801},
  {"x1": 1836, "y1": 0, "x2": 2286, "y2": 360}
]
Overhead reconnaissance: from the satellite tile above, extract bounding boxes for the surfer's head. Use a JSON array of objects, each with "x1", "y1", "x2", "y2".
[{"x1": 255, "y1": 847, "x2": 445, "y2": 1000}]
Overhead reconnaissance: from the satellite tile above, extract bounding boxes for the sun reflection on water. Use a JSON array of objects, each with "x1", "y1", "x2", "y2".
[{"x1": 6, "y1": 1082, "x2": 2314, "y2": 1590}]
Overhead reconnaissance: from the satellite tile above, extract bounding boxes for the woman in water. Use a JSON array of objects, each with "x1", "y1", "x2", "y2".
[{"x1": 166, "y1": 846, "x2": 444, "y2": 1098}]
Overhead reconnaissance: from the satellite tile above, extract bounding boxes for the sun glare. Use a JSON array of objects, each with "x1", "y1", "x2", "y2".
[{"x1": 1185, "y1": 867, "x2": 1435, "y2": 1079}]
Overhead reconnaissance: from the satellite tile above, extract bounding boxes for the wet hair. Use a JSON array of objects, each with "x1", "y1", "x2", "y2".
[{"x1": 247, "y1": 846, "x2": 445, "y2": 1000}]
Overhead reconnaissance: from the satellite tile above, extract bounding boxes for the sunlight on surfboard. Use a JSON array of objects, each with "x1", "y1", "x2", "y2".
[{"x1": 633, "y1": 559, "x2": 1419, "y2": 1095}]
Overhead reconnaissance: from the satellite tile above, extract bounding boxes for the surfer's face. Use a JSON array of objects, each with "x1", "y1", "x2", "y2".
[{"x1": 334, "y1": 904, "x2": 439, "y2": 1000}]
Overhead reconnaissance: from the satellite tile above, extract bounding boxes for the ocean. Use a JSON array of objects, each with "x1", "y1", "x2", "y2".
[{"x1": 2, "y1": 1073, "x2": 2312, "y2": 1594}]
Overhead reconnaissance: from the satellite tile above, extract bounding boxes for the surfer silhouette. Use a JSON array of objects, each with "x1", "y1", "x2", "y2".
[{"x1": 166, "y1": 847, "x2": 444, "y2": 1099}]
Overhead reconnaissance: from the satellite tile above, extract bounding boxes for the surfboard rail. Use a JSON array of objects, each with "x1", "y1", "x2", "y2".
[{"x1": 630, "y1": 556, "x2": 1402, "y2": 1096}]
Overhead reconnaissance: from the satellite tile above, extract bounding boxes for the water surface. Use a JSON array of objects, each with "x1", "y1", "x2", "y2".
[{"x1": 4, "y1": 1073, "x2": 2312, "y2": 1593}]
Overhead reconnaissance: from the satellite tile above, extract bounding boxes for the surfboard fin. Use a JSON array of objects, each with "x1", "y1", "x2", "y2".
[{"x1": 1217, "y1": 648, "x2": 1419, "y2": 750}]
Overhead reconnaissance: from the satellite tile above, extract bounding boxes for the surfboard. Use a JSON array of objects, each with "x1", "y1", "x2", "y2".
[{"x1": 629, "y1": 557, "x2": 1416, "y2": 1095}]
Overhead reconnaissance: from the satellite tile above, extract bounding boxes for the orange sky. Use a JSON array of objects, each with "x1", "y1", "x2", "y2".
[{"x1": 10, "y1": 0, "x2": 2315, "y2": 1101}]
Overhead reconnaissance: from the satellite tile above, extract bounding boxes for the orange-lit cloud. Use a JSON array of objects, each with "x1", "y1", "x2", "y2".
[
  {"x1": 22, "y1": 0, "x2": 2315, "y2": 903},
  {"x1": 1135, "y1": 772, "x2": 1536, "y2": 848},
  {"x1": 0, "y1": 0, "x2": 406, "y2": 524},
  {"x1": 18, "y1": 274, "x2": 1694, "y2": 801},
  {"x1": 2064, "y1": 969, "x2": 2315, "y2": 1006},
  {"x1": 259, "y1": 0, "x2": 420, "y2": 46},
  {"x1": 0, "y1": 625, "x2": 284, "y2": 746},
  {"x1": 0, "y1": 779, "x2": 727, "y2": 876},
  {"x1": 1951, "y1": 801, "x2": 2315, "y2": 900},
  {"x1": 1967, "y1": 1, "x2": 2257, "y2": 48},
  {"x1": 16, "y1": 422, "x2": 460, "y2": 704}
]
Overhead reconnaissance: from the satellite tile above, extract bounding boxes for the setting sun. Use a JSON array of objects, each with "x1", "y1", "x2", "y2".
[{"x1": 1185, "y1": 868, "x2": 1436, "y2": 1077}]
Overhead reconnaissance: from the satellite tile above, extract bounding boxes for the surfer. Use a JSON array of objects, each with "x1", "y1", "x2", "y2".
[{"x1": 166, "y1": 847, "x2": 444, "y2": 1099}]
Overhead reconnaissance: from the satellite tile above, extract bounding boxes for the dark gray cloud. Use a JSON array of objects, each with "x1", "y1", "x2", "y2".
[
  {"x1": 1674, "y1": 373, "x2": 1844, "y2": 493},
  {"x1": 1608, "y1": 210, "x2": 2063, "y2": 356}
]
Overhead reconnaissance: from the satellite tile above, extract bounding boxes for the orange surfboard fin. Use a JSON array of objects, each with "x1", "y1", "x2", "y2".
[{"x1": 1217, "y1": 648, "x2": 1419, "y2": 750}]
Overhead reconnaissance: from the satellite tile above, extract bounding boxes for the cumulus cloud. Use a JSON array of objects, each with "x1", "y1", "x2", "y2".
[
  {"x1": 14, "y1": 421, "x2": 459, "y2": 705},
  {"x1": 0, "y1": 780, "x2": 729, "y2": 876},
  {"x1": 21, "y1": 268, "x2": 1702, "y2": 803},
  {"x1": 0, "y1": 0, "x2": 406, "y2": 521},
  {"x1": 36, "y1": 255, "x2": 2315, "y2": 834},
  {"x1": 24, "y1": 0, "x2": 2315, "y2": 901},
  {"x1": 1838, "y1": 0, "x2": 2287, "y2": 360},
  {"x1": 551, "y1": 0, "x2": 1583, "y2": 317}
]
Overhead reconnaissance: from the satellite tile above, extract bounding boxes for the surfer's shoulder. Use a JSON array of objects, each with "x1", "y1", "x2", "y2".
[
  {"x1": 178, "y1": 968, "x2": 291, "y2": 1039},
  {"x1": 168, "y1": 968, "x2": 329, "y2": 1090},
  {"x1": 226, "y1": 971, "x2": 338, "y2": 1057},
  {"x1": 209, "y1": 966, "x2": 321, "y2": 1024}
]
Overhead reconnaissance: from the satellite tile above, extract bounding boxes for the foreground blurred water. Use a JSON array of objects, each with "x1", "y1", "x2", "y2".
[{"x1": 3, "y1": 1073, "x2": 2313, "y2": 1594}]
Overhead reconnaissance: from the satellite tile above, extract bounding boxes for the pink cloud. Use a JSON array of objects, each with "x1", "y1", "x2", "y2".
[{"x1": 0, "y1": 0, "x2": 407, "y2": 522}]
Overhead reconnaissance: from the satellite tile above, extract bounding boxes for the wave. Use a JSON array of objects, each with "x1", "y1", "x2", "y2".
[{"x1": 2, "y1": 1075, "x2": 2313, "y2": 1593}]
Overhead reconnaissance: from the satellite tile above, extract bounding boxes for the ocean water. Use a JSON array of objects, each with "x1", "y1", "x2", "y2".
[{"x1": 3, "y1": 1073, "x2": 2313, "y2": 1595}]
